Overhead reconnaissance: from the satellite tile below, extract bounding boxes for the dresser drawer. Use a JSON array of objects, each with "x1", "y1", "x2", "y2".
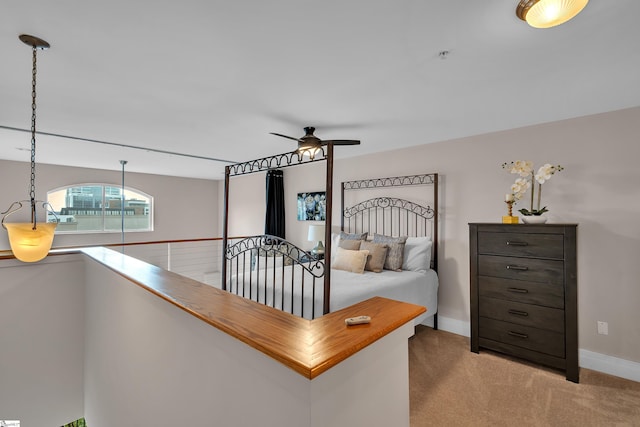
[
  {"x1": 478, "y1": 231, "x2": 564, "y2": 259},
  {"x1": 479, "y1": 317, "x2": 565, "y2": 358},
  {"x1": 478, "y1": 255, "x2": 564, "y2": 284},
  {"x1": 479, "y1": 296, "x2": 564, "y2": 333},
  {"x1": 479, "y1": 276, "x2": 564, "y2": 308}
]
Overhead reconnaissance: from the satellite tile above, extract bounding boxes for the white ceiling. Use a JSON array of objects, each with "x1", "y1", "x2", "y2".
[{"x1": 1, "y1": 1, "x2": 639, "y2": 180}]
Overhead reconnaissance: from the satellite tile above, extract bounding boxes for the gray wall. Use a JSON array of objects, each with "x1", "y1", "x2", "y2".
[
  {"x1": 2, "y1": 106, "x2": 638, "y2": 375},
  {"x1": 0, "y1": 161, "x2": 219, "y2": 250}
]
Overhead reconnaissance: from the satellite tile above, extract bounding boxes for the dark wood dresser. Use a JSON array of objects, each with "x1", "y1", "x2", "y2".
[{"x1": 469, "y1": 223, "x2": 578, "y2": 382}]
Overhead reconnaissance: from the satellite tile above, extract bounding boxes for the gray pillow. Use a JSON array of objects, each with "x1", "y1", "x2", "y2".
[
  {"x1": 339, "y1": 239, "x2": 362, "y2": 250},
  {"x1": 360, "y1": 241, "x2": 388, "y2": 273},
  {"x1": 340, "y1": 231, "x2": 368, "y2": 241},
  {"x1": 372, "y1": 234, "x2": 408, "y2": 271}
]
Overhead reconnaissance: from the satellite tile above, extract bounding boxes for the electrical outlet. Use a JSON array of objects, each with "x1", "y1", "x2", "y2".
[{"x1": 597, "y1": 321, "x2": 609, "y2": 335}]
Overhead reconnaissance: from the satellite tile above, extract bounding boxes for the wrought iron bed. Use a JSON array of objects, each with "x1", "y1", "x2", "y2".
[
  {"x1": 222, "y1": 148, "x2": 438, "y2": 323},
  {"x1": 340, "y1": 173, "x2": 439, "y2": 327}
]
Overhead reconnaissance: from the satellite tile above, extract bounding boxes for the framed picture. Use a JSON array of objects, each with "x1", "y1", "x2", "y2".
[{"x1": 297, "y1": 192, "x2": 326, "y2": 221}]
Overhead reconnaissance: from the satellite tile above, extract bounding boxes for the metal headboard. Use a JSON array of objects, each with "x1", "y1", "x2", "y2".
[{"x1": 341, "y1": 173, "x2": 438, "y2": 272}]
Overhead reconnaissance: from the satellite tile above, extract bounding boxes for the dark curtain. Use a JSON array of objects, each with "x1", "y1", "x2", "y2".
[{"x1": 265, "y1": 169, "x2": 285, "y2": 239}]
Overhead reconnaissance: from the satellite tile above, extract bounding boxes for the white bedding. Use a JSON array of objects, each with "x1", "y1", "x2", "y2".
[
  {"x1": 330, "y1": 268, "x2": 438, "y2": 323},
  {"x1": 228, "y1": 263, "x2": 438, "y2": 321}
]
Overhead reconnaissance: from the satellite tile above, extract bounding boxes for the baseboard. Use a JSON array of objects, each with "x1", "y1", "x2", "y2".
[
  {"x1": 437, "y1": 315, "x2": 470, "y2": 337},
  {"x1": 436, "y1": 316, "x2": 640, "y2": 383},
  {"x1": 580, "y1": 349, "x2": 640, "y2": 383}
]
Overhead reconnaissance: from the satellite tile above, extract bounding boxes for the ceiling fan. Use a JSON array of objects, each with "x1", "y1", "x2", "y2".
[{"x1": 270, "y1": 127, "x2": 360, "y2": 152}]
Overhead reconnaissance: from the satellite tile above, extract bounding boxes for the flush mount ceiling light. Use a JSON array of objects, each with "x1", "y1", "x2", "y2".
[
  {"x1": 1, "y1": 34, "x2": 58, "y2": 262},
  {"x1": 516, "y1": 0, "x2": 589, "y2": 28}
]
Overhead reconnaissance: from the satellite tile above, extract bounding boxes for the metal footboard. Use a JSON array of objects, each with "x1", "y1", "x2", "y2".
[{"x1": 223, "y1": 235, "x2": 325, "y2": 319}]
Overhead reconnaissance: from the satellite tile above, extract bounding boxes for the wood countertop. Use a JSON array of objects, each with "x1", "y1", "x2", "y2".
[{"x1": 78, "y1": 246, "x2": 426, "y2": 379}]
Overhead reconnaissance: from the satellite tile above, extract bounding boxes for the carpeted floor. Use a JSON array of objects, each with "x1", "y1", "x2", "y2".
[{"x1": 409, "y1": 325, "x2": 640, "y2": 427}]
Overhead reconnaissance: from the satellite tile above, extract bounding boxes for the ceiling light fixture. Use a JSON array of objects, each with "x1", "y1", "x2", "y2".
[
  {"x1": 516, "y1": 0, "x2": 588, "y2": 28},
  {"x1": 1, "y1": 34, "x2": 58, "y2": 262}
]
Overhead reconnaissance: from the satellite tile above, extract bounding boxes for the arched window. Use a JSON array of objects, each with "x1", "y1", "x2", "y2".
[{"x1": 47, "y1": 184, "x2": 153, "y2": 233}]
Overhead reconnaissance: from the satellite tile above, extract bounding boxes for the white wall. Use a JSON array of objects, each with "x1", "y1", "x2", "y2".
[
  {"x1": 0, "y1": 250, "x2": 415, "y2": 426},
  {"x1": 0, "y1": 255, "x2": 85, "y2": 426},
  {"x1": 83, "y1": 254, "x2": 414, "y2": 427},
  {"x1": 0, "y1": 161, "x2": 219, "y2": 250},
  {"x1": 223, "y1": 107, "x2": 640, "y2": 366},
  {"x1": 220, "y1": 164, "x2": 327, "y2": 251}
]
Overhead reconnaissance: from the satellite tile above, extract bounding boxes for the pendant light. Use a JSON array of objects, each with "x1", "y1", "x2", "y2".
[
  {"x1": 1, "y1": 35, "x2": 57, "y2": 262},
  {"x1": 516, "y1": 0, "x2": 589, "y2": 28}
]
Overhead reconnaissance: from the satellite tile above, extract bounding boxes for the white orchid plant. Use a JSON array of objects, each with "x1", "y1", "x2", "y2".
[{"x1": 502, "y1": 160, "x2": 564, "y2": 216}]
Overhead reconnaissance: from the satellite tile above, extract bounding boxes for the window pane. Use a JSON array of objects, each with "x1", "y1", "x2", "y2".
[
  {"x1": 48, "y1": 185, "x2": 104, "y2": 232},
  {"x1": 47, "y1": 184, "x2": 152, "y2": 233},
  {"x1": 103, "y1": 186, "x2": 151, "y2": 232}
]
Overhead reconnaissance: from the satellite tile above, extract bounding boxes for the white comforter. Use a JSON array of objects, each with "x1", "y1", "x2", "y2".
[{"x1": 229, "y1": 264, "x2": 438, "y2": 320}]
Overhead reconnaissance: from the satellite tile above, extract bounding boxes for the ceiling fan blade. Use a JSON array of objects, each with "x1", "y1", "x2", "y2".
[
  {"x1": 270, "y1": 132, "x2": 302, "y2": 142},
  {"x1": 321, "y1": 140, "x2": 361, "y2": 146}
]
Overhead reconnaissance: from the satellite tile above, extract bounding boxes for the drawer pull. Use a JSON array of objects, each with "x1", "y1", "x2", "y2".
[
  {"x1": 508, "y1": 309, "x2": 529, "y2": 317},
  {"x1": 506, "y1": 241, "x2": 528, "y2": 246},
  {"x1": 508, "y1": 331, "x2": 529, "y2": 339},
  {"x1": 506, "y1": 265, "x2": 529, "y2": 271},
  {"x1": 507, "y1": 287, "x2": 529, "y2": 294}
]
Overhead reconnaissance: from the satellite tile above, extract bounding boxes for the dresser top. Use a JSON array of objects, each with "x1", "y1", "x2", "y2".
[
  {"x1": 469, "y1": 223, "x2": 578, "y2": 226},
  {"x1": 469, "y1": 223, "x2": 578, "y2": 231}
]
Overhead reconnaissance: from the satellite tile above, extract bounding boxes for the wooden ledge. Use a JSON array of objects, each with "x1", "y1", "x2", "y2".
[{"x1": 75, "y1": 247, "x2": 425, "y2": 379}]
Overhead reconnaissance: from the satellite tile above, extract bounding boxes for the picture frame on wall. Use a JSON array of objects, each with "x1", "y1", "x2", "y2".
[{"x1": 297, "y1": 192, "x2": 326, "y2": 221}]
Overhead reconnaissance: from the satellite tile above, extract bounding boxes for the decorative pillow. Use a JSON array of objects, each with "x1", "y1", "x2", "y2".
[
  {"x1": 372, "y1": 234, "x2": 408, "y2": 271},
  {"x1": 339, "y1": 239, "x2": 362, "y2": 250},
  {"x1": 332, "y1": 247, "x2": 369, "y2": 274},
  {"x1": 339, "y1": 231, "x2": 368, "y2": 241},
  {"x1": 360, "y1": 241, "x2": 388, "y2": 273},
  {"x1": 333, "y1": 232, "x2": 367, "y2": 263},
  {"x1": 402, "y1": 237, "x2": 432, "y2": 273}
]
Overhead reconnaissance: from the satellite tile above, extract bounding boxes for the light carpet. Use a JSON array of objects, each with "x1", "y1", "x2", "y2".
[{"x1": 409, "y1": 325, "x2": 640, "y2": 426}]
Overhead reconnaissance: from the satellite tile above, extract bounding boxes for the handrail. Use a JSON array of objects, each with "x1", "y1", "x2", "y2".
[
  {"x1": 1, "y1": 236, "x2": 256, "y2": 256},
  {"x1": 80, "y1": 246, "x2": 425, "y2": 378},
  {"x1": 52, "y1": 237, "x2": 225, "y2": 251}
]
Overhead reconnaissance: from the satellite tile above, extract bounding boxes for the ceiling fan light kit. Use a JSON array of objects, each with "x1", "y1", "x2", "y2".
[
  {"x1": 516, "y1": 0, "x2": 589, "y2": 28},
  {"x1": 1, "y1": 34, "x2": 58, "y2": 262},
  {"x1": 270, "y1": 126, "x2": 360, "y2": 159}
]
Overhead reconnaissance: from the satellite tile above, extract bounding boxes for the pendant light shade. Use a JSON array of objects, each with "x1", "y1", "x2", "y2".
[
  {"x1": 1, "y1": 34, "x2": 57, "y2": 262},
  {"x1": 516, "y1": 0, "x2": 589, "y2": 28},
  {"x1": 5, "y1": 222, "x2": 57, "y2": 262}
]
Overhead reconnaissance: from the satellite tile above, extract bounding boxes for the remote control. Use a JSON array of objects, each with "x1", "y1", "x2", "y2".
[{"x1": 345, "y1": 315, "x2": 371, "y2": 326}]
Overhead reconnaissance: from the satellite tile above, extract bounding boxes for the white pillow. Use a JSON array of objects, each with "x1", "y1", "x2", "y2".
[
  {"x1": 330, "y1": 232, "x2": 340, "y2": 248},
  {"x1": 332, "y1": 247, "x2": 370, "y2": 274},
  {"x1": 402, "y1": 237, "x2": 432, "y2": 272},
  {"x1": 330, "y1": 232, "x2": 340, "y2": 263}
]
